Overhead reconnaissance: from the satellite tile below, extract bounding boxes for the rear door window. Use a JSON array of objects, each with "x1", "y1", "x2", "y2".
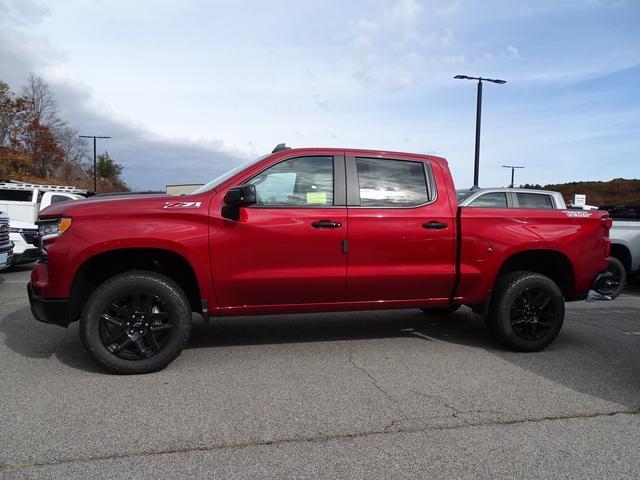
[
  {"x1": 354, "y1": 157, "x2": 431, "y2": 207},
  {"x1": 516, "y1": 193, "x2": 554, "y2": 209},
  {"x1": 468, "y1": 192, "x2": 508, "y2": 208}
]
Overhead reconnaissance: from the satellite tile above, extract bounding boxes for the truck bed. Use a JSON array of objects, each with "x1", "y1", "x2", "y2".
[{"x1": 456, "y1": 206, "x2": 610, "y2": 304}]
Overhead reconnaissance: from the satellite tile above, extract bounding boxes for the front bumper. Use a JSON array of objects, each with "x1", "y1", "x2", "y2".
[
  {"x1": 12, "y1": 248, "x2": 42, "y2": 265},
  {"x1": 0, "y1": 246, "x2": 12, "y2": 271},
  {"x1": 27, "y1": 282, "x2": 70, "y2": 326}
]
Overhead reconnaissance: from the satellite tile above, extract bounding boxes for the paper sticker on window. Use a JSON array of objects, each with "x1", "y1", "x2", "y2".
[{"x1": 306, "y1": 192, "x2": 327, "y2": 205}]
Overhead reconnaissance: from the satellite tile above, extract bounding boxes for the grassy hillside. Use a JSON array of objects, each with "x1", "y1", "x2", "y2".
[{"x1": 524, "y1": 178, "x2": 640, "y2": 206}]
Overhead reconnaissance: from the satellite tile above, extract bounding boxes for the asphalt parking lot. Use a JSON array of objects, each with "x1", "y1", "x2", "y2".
[{"x1": 1, "y1": 266, "x2": 639, "y2": 479}]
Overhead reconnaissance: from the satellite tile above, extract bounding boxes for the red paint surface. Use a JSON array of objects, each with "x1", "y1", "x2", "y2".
[{"x1": 33, "y1": 148, "x2": 610, "y2": 316}]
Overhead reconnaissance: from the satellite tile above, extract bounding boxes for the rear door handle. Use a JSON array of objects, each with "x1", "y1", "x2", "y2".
[
  {"x1": 422, "y1": 221, "x2": 448, "y2": 230},
  {"x1": 311, "y1": 220, "x2": 342, "y2": 229}
]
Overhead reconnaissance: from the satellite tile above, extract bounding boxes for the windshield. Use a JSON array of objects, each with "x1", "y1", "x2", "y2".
[
  {"x1": 191, "y1": 155, "x2": 269, "y2": 194},
  {"x1": 456, "y1": 189, "x2": 474, "y2": 204}
]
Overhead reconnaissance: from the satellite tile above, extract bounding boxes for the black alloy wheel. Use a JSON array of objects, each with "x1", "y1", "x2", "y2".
[
  {"x1": 509, "y1": 288, "x2": 556, "y2": 341},
  {"x1": 80, "y1": 271, "x2": 192, "y2": 374},
  {"x1": 487, "y1": 271, "x2": 565, "y2": 352},
  {"x1": 99, "y1": 292, "x2": 174, "y2": 360}
]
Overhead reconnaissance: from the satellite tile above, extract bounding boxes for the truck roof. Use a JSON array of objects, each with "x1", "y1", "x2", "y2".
[
  {"x1": 0, "y1": 180, "x2": 87, "y2": 195},
  {"x1": 275, "y1": 147, "x2": 448, "y2": 164}
]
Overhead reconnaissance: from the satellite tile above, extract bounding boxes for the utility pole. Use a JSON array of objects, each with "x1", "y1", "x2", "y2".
[
  {"x1": 502, "y1": 165, "x2": 524, "y2": 188},
  {"x1": 79, "y1": 135, "x2": 111, "y2": 193},
  {"x1": 454, "y1": 75, "x2": 507, "y2": 187}
]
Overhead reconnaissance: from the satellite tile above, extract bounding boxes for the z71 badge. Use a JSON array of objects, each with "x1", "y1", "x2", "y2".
[
  {"x1": 564, "y1": 210, "x2": 591, "y2": 217},
  {"x1": 163, "y1": 201, "x2": 202, "y2": 209}
]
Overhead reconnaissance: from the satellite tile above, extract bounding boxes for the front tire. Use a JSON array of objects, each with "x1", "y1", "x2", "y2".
[
  {"x1": 80, "y1": 271, "x2": 192, "y2": 374},
  {"x1": 487, "y1": 271, "x2": 565, "y2": 352}
]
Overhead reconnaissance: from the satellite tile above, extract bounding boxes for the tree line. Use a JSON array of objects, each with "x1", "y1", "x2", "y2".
[{"x1": 0, "y1": 75, "x2": 128, "y2": 192}]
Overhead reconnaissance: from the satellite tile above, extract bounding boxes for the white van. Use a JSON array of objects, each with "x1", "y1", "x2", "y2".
[{"x1": 0, "y1": 181, "x2": 86, "y2": 265}]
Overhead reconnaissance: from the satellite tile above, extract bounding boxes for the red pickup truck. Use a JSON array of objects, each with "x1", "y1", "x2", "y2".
[{"x1": 28, "y1": 146, "x2": 616, "y2": 374}]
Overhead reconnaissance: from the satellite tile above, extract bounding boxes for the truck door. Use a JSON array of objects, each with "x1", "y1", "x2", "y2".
[
  {"x1": 210, "y1": 154, "x2": 348, "y2": 308},
  {"x1": 345, "y1": 154, "x2": 456, "y2": 303}
]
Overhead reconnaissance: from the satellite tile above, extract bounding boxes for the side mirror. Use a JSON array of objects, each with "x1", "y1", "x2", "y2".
[{"x1": 222, "y1": 184, "x2": 257, "y2": 220}]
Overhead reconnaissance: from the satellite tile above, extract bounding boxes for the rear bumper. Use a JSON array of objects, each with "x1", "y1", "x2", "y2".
[{"x1": 27, "y1": 282, "x2": 70, "y2": 327}]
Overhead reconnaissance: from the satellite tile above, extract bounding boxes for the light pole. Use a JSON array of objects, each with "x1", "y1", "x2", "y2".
[
  {"x1": 502, "y1": 165, "x2": 524, "y2": 188},
  {"x1": 454, "y1": 75, "x2": 506, "y2": 187},
  {"x1": 79, "y1": 135, "x2": 111, "y2": 192}
]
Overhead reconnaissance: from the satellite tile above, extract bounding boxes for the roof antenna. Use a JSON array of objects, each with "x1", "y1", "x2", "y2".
[{"x1": 272, "y1": 143, "x2": 291, "y2": 153}]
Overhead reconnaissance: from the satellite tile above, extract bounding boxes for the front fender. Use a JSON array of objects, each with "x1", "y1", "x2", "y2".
[{"x1": 33, "y1": 212, "x2": 216, "y2": 310}]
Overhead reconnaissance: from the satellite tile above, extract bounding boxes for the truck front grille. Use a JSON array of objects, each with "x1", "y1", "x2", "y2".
[{"x1": 21, "y1": 230, "x2": 39, "y2": 246}]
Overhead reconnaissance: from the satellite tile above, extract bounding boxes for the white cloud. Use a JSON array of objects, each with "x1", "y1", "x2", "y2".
[
  {"x1": 435, "y1": 1, "x2": 461, "y2": 16},
  {"x1": 349, "y1": 0, "x2": 460, "y2": 90},
  {"x1": 2, "y1": 0, "x2": 637, "y2": 192},
  {"x1": 444, "y1": 54, "x2": 465, "y2": 64},
  {"x1": 504, "y1": 45, "x2": 520, "y2": 59}
]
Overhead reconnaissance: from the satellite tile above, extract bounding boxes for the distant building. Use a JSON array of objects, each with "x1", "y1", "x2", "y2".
[{"x1": 166, "y1": 184, "x2": 204, "y2": 196}]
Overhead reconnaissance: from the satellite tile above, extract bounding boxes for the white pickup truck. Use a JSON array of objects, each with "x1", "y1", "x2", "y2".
[
  {"x1": 600, "y1": 206, "x2": 640, "y2": 280},
  {"x1": 0, "y1": 181, "x2": 86, "y2": 265}
]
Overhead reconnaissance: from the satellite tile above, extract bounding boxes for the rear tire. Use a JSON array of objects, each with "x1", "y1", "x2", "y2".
[
  {"x1": 80, "y1": 271, "x2": 192, "y2": 374},
  {"x1": 606, "y1": 256, "x2": 626, "y2": 298},
  {"x1": 487, "y1": 271, "x2": 564, "y2": 352},
  {"x1": 420, "y1": 305, "x2": 461, "y2": 316}
]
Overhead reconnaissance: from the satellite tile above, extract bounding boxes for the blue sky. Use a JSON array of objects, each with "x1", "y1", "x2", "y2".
[{"x1": 1, "y1": 0, "x2": 639, "y2": 190}]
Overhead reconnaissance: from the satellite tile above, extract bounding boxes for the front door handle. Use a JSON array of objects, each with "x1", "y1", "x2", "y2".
[
  {"x1": 311, "y1": 220, "x2": 342, "y2": 229},
  {"x1": 422, "y1": 221, "x2": 448, "y2": 230}
]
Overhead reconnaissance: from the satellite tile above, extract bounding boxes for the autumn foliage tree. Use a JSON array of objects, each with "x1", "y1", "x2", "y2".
[{"x1": 0, "y1": 75, "x2": 128, "y2": 192}]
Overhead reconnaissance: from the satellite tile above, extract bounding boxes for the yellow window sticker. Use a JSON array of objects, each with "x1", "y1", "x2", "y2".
[{"x1": 306, "y1": 192, "x2": 327, "y2": 205}]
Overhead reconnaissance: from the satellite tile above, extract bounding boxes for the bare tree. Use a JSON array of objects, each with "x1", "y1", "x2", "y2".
[
  {"x1": 17, "y1": 75, "x2": 88, "y2": 175},
  {"x1": 21, "y1": 74, "x2": 62, "y2": 130},
  {"x1": 57, "y1": 125, "x2": 87, "y2": 165}
]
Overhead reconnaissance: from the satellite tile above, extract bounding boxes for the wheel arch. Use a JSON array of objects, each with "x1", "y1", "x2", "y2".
[
  {"x1": 609, "y1": 242, "x2": 632, "y2": 273},
  {"x1": 69, "y1": 248, "x2": 203, "y2": 324},
  {"x1": 494, "y1": 249, "x2": 575, "y2": 299}
]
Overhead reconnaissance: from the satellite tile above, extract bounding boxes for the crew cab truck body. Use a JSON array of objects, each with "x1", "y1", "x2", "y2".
[{"x1": 28, "y1": 147, "x2": 615, "y2": 373}]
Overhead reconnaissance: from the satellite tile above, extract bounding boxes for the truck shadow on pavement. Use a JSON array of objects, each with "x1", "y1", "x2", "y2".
[
  {"x1": 2, "y1": 302, "x2": 639, "y2": 408},
  {"x1": 0, "y1": 307, "x2": 104, "y2": 373},
  {"x1": 189, "y1": 305, "x2": 640, "y2": 409}
]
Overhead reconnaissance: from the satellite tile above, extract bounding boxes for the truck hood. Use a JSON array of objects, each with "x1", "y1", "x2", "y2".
[{"x1": 38, "y1": 192, "x2": 212, "y2": 219}]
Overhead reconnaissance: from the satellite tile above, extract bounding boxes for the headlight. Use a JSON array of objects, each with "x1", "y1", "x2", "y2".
[
  {"x1": 37, "y1": 218, "x2": 72, "y2": 256},
  {"x1": 37, "y1": 217, "x2": 73, "y2": 237}
]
